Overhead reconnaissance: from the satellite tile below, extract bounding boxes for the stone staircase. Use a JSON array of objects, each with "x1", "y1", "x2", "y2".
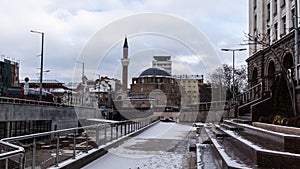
[{"x1": 204, "y1": 119, "x2": 300, "y2": 169}]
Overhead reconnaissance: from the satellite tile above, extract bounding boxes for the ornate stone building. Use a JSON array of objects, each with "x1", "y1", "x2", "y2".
[
  {"x1": 247, "y1": 32, "x2": 294, "y2": 91},
  {"x1": 247, "y1": 0, "x2": 300, "y2": 117}
]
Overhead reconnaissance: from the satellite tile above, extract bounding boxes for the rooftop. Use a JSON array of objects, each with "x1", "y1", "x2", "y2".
[
  {"x1": 153, "y1": 56, "x2": 171, "y2": 61},
  {"x1": 139, "y1": 67, "x2": 171, "y2": 77}
]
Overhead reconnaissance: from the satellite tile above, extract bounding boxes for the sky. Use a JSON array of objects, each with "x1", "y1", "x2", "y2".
[{"x1": 0, "y1": 0, "x2": 248, "y2": 83}]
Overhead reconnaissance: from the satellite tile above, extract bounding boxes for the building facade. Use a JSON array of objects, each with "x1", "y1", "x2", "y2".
[
  {"x1": 173, "y1": 74, "x2": 204, "y2": 106},
  {"x1": 0, "y1": 59, "x2": 19, "y2": 96},
  {"x1": 249, "y1": 0, "x2": 300, "y2": 55},
  {"x1": 248, "y1": 0, "x2": 300, "y2": 115},
  {"x1": 152, "y1": 56, "x2": 172, "y2": 75}
]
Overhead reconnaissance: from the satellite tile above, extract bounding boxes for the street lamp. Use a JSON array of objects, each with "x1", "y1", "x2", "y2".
[
  {"x1": 75, "y1": 61, "x2": 85, "y2": 83},
  {"x1": 75, "y1": 61, "x2": 85, "y2": 106},
  {"x1": 31, "y1": 30, "x2": 44, "y2": 101},
  {"x1": 221, "y1": 48, "x2": 246, "y2": 99}
]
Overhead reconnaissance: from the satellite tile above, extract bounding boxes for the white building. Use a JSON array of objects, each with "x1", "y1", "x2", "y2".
[
  {"x1": 152, "y1": 56, "x2": 172, "y2": 75},
  {"x1": 249, "y1": 0, "x2": 300, "y2": 55}
]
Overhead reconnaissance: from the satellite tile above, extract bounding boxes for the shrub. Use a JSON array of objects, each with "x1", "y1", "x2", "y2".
[{"x1": 272, "y1": 115, "x2": 282, "y2": 124}]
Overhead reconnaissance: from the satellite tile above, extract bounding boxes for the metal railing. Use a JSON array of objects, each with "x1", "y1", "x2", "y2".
[
  {"x1": 234, "y1": 82, "x2": 263, "y2": 105},
  {"x1": 0, "y1": 140, "x2": 25, "y2": 169},
  {"x1": 0, "y1": 116, "x2": 158, "y2": 169},
  {"x1": 0, "y1": 97, "x2": 66, "y2": 107},
  {"x1": 198, "y1": 101, "x2": 228, "y2": 111},
  {"x1": 193, "y1": 83, "x2": 263, "y2": 111}
]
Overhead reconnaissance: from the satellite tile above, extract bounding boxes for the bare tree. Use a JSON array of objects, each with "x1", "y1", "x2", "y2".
[{"x1": 208, "y1": 64, "x2": 248, "y2": 101}]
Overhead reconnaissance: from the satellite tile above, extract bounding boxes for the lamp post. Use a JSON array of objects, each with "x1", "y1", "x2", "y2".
[
  {"x1": 31, "y1": 30, "x2": 44, "y2": 101},
  {"x1": 294, "y1": 0, "x2": 299, "y2": 86},
  {"x1": 221, "y1": 48, "x2": 246, "y2": 99},
  {"x1": 95, "y1": 74, "x2": 101, "y2": 108},
  {"x1": 76, "y1": 61, "x2": 85, "y2": 106},
  {"x1": 76, "y1": 61, "x2": 85, "y2": 83}
]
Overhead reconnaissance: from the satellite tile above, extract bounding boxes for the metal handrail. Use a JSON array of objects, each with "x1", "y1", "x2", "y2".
[
  {"x1": 0, "y1": 140, "x2": 25, "y2": 169},
  {"x1": 232, "y1": 82, "x2": 263, "y2": 104},
  {"x1": 0, "y1": 96, "x2": 67, "y2": 107},
  {"x1": 0, "y1": 116, "x2": 158, "y2": 169}
]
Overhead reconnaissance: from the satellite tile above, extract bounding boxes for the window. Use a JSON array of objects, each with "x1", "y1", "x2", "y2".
[
  {"x1": 267, "y1": 28, "x2": 271, "y2": 44},
  {"x1": 254, "y1": 15, "x2": 257, "y2": 30},
  {"x1": 267, "y1": 3, "x2": 271, "y2": 21},
  {"x1": 273, "y1": 0, "x2": 278, "y2": 15},
  {"x1": 291, "y1": 8, "x2": 295, "y2": 28},
  {"x1": 254, "y1": 37, "x2": 257, "y2": 52},
  {"x1": 274, "y1": 23, "x2": 278, "y2": 41},
  {"x1": 254, "y1": 0, "x2": 257, "y2": 9},
  {"x1": 281, "y1": 16, "x2": 286, "y2": 35}
]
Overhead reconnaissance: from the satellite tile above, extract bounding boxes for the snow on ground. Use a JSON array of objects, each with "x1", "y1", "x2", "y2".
[
  {"x1": 82, "y1": 122, "x2": 193, "y2": 169},
  {"x1": 136, "y1": 121, "x2": 193, "y2": 140}
]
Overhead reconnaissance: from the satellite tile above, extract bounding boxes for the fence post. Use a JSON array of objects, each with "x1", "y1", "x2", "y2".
[
  {"x1": 124, "y1": 123, "x2": 127, "y2": 135},
  {"x1": 110, "y1": 124, "x2": 113, "y2": 141},
  {"x1": 73, "y1": 130, "x2": 76, "y2": 159},
  {"x1": 19, "y1": 153, "x2": 25, "y2": 169},
  {"x1": 120, "y1": 122, "x2": 123, "y2": 136},
  {"x1": 104, "y1": 125, "x2": 107, "y2": 142},
  {"x1": 116, "y1": 124, "x2": 118, "y2": 139},
  {"x1": 85, "y1": 131, "x2": 89, "y2": 153},
  {"x1": 55, "y1": 133, "x2": 60, "y2": 167},
  {"x1": 32, "y1": 138, "x2": 36, "y2": 169},
  {"x1": 96, "y1": 126, "x2": 100, "y2": 147}
]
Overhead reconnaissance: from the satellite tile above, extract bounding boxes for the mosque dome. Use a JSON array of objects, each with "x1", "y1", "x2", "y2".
[{"x1": 139, "y1": 68, "x2": 171, "y2": 77}]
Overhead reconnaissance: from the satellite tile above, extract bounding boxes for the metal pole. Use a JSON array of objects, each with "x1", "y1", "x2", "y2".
[
  {"x1": 295, "y1": 0, "x2": 299, "y2": 85},
  {"x1": 55, "y1": 133, "x2": 59, "y2": 167},
  {"x1": 104, "y1": 125, "x2": 107, "y2": 142},
  {"x1": 110, "y1": 124, "x2": 113, "y2": 141},
  {"x1": 32, "y1": 138, "x2": 36, "y2": 169},
  {"x1": 73, "y1": 131, "x2": 76, "y2": 159},
  {"x1": 40, "y1": 33, "x2": 44, "y2": 101},
  {"x1": 294, "y1": 0, "x2": 299, "y2": 116},
  {"x1": 30, "y1": 30, "x2": 44, "y2": 101},
  {"x1": 116, "y1": 124, "x2": 118, "y2": 139},
  {"x1": 221, "y1": 48, "x2": 246, "y2": 100},
  {"x1": 76, "y1": 61, "x2": 85, "y2": 106},
  {"x1": 232, "y1": 50, "x2": 235, "y2": 99},
  {"x1": 96, "y1": 126, "x2": 99, "y2": 147},
  {"x1": 85, "y1": 131, "x2": 88, "y2": 153},
  {"x1": 5, "y1": 158, "x2": 8, "y2": 169}
]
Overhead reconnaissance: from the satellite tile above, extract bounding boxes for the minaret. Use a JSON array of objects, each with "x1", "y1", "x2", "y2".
[{"x1": 122, "y1": 37, "x2": 129, "y2": 93}]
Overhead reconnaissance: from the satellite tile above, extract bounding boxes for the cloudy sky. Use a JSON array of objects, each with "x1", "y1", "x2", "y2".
[{"x1": 0, "y1": 0, "x2": 248, "y2": 83}]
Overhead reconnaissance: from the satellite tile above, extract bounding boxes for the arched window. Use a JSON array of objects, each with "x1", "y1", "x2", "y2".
[
  {"x1": 267, "y1": 60, "x2": 275, "y2": 90},
  {"x1": 252, "y1": 67, "x2": 258, "y2": 86},
  {"x1": 283, "y1": 53, "x2": 293, "y2": 71}
]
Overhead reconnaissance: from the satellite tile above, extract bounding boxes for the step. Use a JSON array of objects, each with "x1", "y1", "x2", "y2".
[
  {"x1": 213, "y1": 128, "x2": 228, "y2": 138},
  {"x1": 228, "y1": 120, "x2": 300, "y2": 154},
  {"x1": 232, "y1": 118, "x2": 252, "y2": 124},
  {"x1": 238, "y1": 115, "x2": 251, "y2": 121},
  {"x1": 215, "y1": 125, "x2": 300, "y2": 168},
  {"x1": 204, "y1": 127, "x2": 253, "y2": 169},
  {"x1": 220, "y1": 123, "x2": 239, "y2": 131}
]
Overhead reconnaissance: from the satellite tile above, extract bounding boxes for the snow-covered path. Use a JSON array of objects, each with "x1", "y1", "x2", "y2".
[{"x1": 82, "y1": 122, "x2": 194, "y2": 169}]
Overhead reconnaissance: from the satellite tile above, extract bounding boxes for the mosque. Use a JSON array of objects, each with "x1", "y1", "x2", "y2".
[{"x1": 119, "y1": 37, "x2": 181, "y2": 112}]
